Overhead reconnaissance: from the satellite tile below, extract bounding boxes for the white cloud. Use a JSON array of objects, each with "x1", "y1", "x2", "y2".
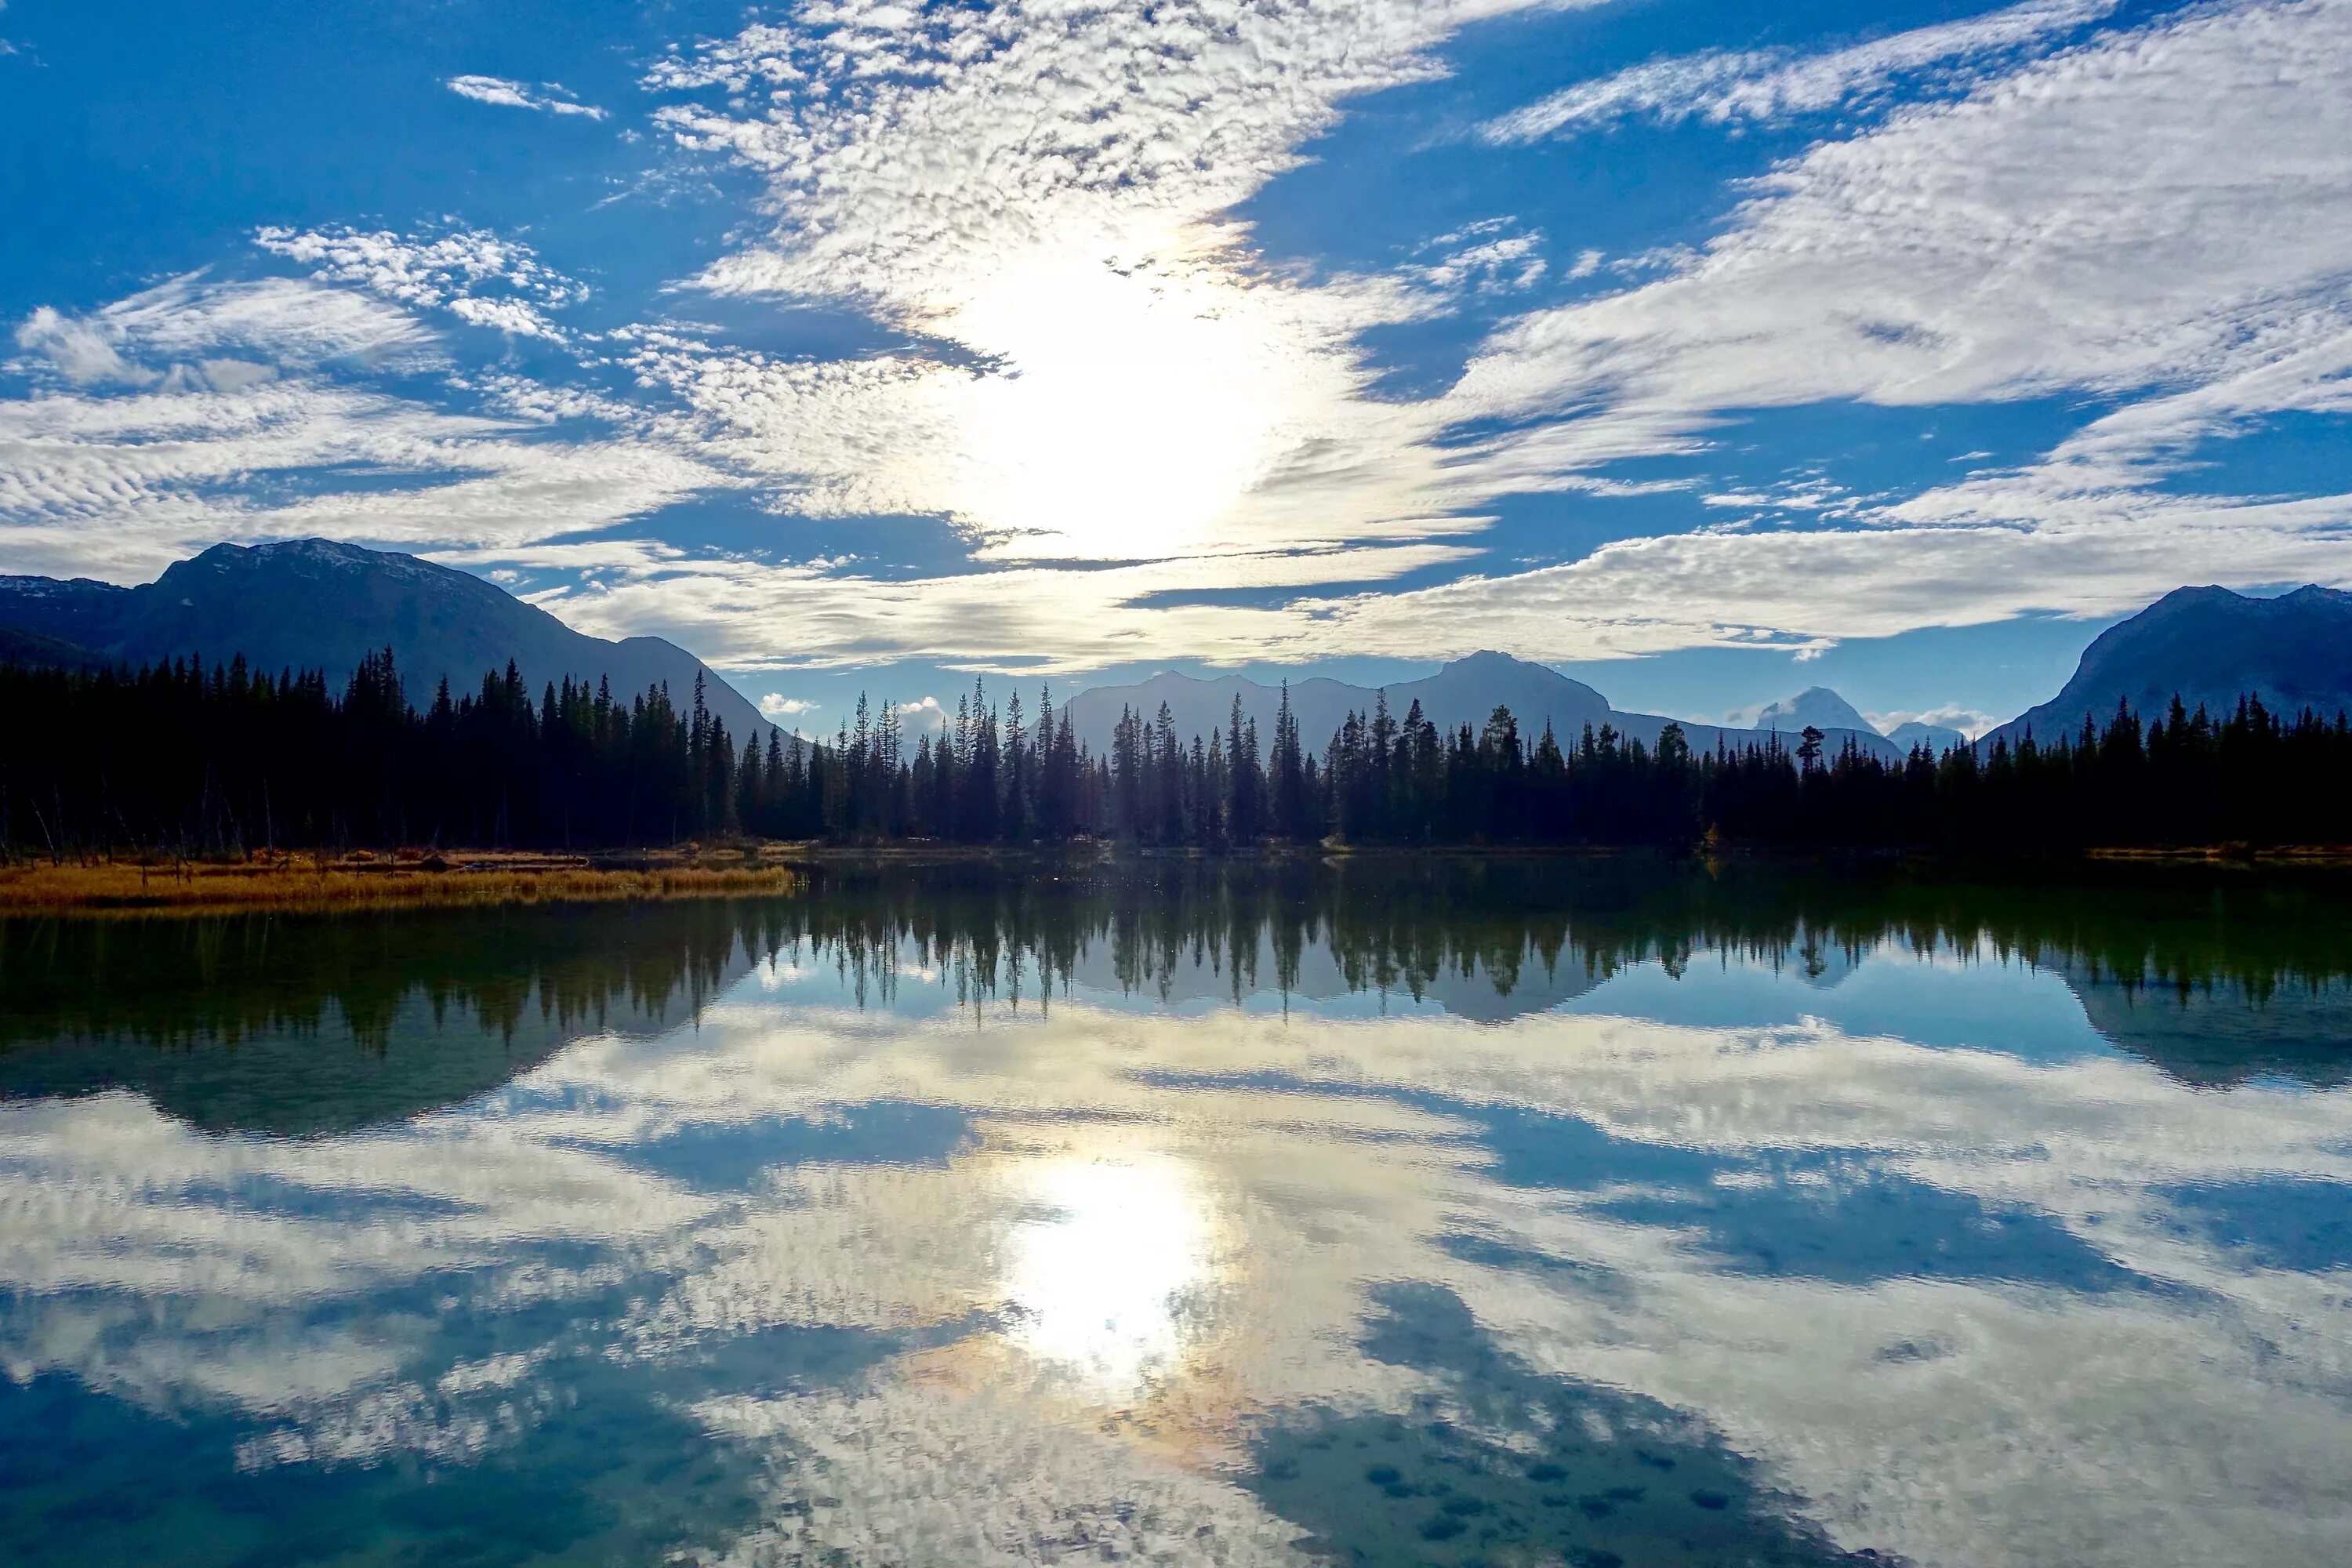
[
  {"x1": 534, "y1": 543, "x2": 1479, "y2": 673},
  {"x1": 757, "y1": 694, "x2": 819, "y2": 717},
  {"x1": 445, "y1": 74, "x2": 606, "y2": 119},
  {"x1": 1483, "y1": 0, "x2": 2118, "y2": 142},
  {"x1": 254, "y1": 226, "x2": 585, "y2": 339},
  {"x1": 1461, "y1": 2, "x2": 2352, "y2": 422},
  {"x1": 14, "y1": 0, "x2": 2352, "y2": 684},
  {"x1": 13, "y1": 306, "x2": 157, "y2": 387},
  {"x1": 1410, "y1": 221, "x2": 1550, "y2": 293},
  {"x1": 0, "y1": 278, "x2": 736, "y2": 582},
  {"x1": 1872, "y1": 705, "x2": 1998, "y2": 738},
  {"x1": 12, "y1": 274, "x2": 433, "y2": 391},
  {"x1": 1366, "y1": 0, "x2": 2352, "y2": 658},
  {"x1": 636, "y1": 0, "x2": 1583, "y2": 561}
]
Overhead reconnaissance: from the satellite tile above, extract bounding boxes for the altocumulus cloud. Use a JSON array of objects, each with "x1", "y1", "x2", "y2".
[
  {"x1": 0, "y1": 273, "x2": 734, "y2": 581},
  {"x1": 527, "y1": 0, "x2": 2352, "y2": 672},
  {"x1": 1482, "y1": 0, "x2": 2118, "y2": 141},
  {"x1": 5, "y1": 0, "x2": 2352, "y2": 682}
]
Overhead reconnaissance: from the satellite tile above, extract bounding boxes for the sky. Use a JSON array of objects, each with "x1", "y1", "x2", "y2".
[{"x1": 4, "y1": 0, "x2": 2350, "y2": 741}]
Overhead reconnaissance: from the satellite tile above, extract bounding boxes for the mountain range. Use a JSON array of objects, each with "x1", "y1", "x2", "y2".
[
  {"x1": 0, "y1": 539, "x2": 778, "y2": 745},
  {"x1": 1072, "y1": 585, "x2": 2352, "y2": 761},
  {"x1": 2, "y1": 543, "x2": 2345, "y2": 765},
  {"x1": 1065, "y1": 653, "x2": 1912, "y2": 764}
]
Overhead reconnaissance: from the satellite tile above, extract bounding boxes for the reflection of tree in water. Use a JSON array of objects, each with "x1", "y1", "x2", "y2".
[
  {"x1": 5, "y1": 858, "x2": 2347, "y2": 1131},
  {"x1": 0, "y1": 902, "x2": 772, "y2": 1052},
  {"x1": 786, "y1": 858, "x2": 2352, "y2": 1081},
  {"x1": 0, "y1": 902, "x2": 778, "y2": 1133}
]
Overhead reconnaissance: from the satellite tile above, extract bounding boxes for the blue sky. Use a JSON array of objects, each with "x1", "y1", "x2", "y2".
[{"x1": 5, "y1": 0, "x2": 2350, "y2": 739}]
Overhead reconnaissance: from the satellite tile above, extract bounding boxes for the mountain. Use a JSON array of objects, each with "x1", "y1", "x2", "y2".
[
  {"x1": 1748, "y1": 686, "x2": 1876, "y2": 736},
  {"x1": 0, "y1": 539, "x2": 778, "y2": 743},
  {"x1": 1064, "y1": 651, "x2": 1613, "y2": 759},
  {"x1": 1886, "y1": 720, "x2": 1968, "y2": 752},
  {"x1": 1067, "y1": 652, "x2": 1905, "y2": 763},
  {"x1": 1983, "y1": 585, "x2": 2352, "y2": 749}
]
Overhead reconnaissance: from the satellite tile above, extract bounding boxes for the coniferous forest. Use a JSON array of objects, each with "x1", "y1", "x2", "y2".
[{"x1": 4, "y1": 650, "x2": 2350, "y2": 858}]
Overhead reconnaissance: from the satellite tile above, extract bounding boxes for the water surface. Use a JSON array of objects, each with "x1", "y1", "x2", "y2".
[{"x1": 4, "y1": 858, "x2": 2351, "y2": 1566}]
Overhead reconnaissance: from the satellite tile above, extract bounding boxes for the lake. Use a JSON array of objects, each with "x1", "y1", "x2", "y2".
[{"x1": 4, "y1": 857, "x2": 2351, "y2": 1567}]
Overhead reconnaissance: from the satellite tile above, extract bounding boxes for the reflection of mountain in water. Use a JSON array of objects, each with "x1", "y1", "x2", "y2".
[
  {"x1": 0, "y1": 905, "x2": 769, "y2": 1134},
  {"x1": 1062, "y1": 925, "x2": 1612, "y2": 1019},
  {"x1": 2064, "y1": 964, "x2": 2352, "y2": 1087},
  {"x1": 793, "y1": 858, "x2": 2352, "y2": 1077},
  {"x1": 7, "y1": 858, "x2": 2349, "y2": 1132}
]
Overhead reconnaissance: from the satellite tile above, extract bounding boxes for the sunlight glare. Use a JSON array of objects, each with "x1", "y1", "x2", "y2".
[
  {"x1": 945, "y1": 248, "x2": 1308, "y2": 558},
  {"x1": 1004, "y1": 1155, "x2": 1212, "y2": 1396}
]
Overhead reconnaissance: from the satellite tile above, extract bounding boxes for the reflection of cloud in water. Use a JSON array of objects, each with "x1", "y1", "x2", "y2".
[
  {"x1": 695, "y1": 1381, "x2": 1312, "y2": 1566},
  {"x1": 8, "y1": 888, "x2": 2352, "y2": 1564}
]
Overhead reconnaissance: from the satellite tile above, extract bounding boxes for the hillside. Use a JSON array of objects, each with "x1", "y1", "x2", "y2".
[
  {"x1": 0, "y1": 621, "x2": 100, "y2": 670},
  {"x1": 0, "y1": 540, "x2": 777, "y2": 744},
  {"x1": 1983, "y1": 585, "x2": 2352, "y2": 748}
]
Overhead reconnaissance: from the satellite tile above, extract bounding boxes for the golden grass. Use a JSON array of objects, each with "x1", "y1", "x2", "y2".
[{"x1": 0, "y1": 850, "x2": 800, "y2": 917}]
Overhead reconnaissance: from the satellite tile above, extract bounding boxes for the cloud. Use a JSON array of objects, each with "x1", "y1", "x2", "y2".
[
  {"x1": 13, "y1": 306, "x2": 158, "y2": 387},
  {"x1": 1367, "y1": 0, "x2": 2352, "y2": 657},
  {"x1": 534, "y1": 542, "x2": 1479, "y2": 673},
  {"x1": 444, "y1": 74, "x2": 606, "y2": 119},
  {"x1": 1461, "y1": 2, "x2": 2352, "y2": 423},
  {"x1": 757, "y1": 694, "x2": 818, "y2": 717},
  {"x1": 1871, "y1": 705, "x2": 1998, "y2": 738},
  {"x1": 254, "y1": 226, "x2": 585, "y2": 339},
  {"x1": 0, "y1": 278, "x2": 737, "y2": 582},
  {"x1": 12, "y1": 274, "x2": 432, "y2": 391},
  {"x1": 1409, "y1": 220, "x2": 1550, "y2": 293},
  {"x1": 14, "y1": 0, "x2": 2351, "y2": 684},
  {"x1": 635, "y1": 0, "x2": 1581, "y2": 561},
  {"x1": 1483, "y1": 0, "x2": 2119, "y2": 142}
]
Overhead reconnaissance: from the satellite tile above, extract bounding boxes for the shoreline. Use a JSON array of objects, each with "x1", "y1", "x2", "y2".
[
  {"x1": 0, "y1": 851, "x2": 800, "y2": 917},
  {"x1": 5, "y1": 838, "x2": 2348, "y2": 916}
]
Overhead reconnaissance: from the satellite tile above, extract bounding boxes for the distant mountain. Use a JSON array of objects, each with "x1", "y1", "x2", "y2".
[
  {"x1": 1886, "y1": 720, "x2": 1969, "y2": 753},
  {"x1": 0, "y1": 539, "x2": 778, "y2": 744},
  {"x1": 1065, "y1": 650, "x2": 1613, "y2": 759},
  {"x1": 1983, "y1": 585, "x2": 2352, "y2": 749},
  {"x1": 1067, "y1": 652, "x2": 1905, "y2": 763},
  {"x1": 1748, "y1": 686, "x2": 1875, "y2": 736}
]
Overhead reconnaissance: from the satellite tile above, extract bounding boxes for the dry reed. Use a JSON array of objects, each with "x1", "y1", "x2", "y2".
[{"x1": 0, "y1": 851, "x2": 800, "y2": 917}]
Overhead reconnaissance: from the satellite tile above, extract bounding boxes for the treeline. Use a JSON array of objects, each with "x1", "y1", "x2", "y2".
[
  {"x1": 4, "y1": 651, "x2": 2350, "y2": 856},
  {"x1": 782, "y1": 681, "x2": 2350, "y2": 850}
]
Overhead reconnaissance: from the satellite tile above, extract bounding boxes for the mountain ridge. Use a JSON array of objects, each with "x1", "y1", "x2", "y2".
[
  {"x1": 0, "y1": 539, "x2": 779, "y2": 746},
  {"x1": 1980, "y1": 584, "x2": 2352, "y2": 750},
  {"x1": 1065, "y1": 653, "x2": 1908, "y2": 764}
]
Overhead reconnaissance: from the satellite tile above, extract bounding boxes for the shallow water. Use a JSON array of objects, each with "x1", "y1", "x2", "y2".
[{"x1": 3, "y1": 858, "x2": 2351, "y2": 1566}]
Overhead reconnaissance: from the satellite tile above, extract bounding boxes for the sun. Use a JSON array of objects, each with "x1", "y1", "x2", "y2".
[{"x1": 941, "y1": 246, "x2": 1312, "y2": 560}]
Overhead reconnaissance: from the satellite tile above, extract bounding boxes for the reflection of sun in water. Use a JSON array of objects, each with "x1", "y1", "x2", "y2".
[{"x1": 1004, "y1": 1156, "x2": 1211, "y2": 1396}]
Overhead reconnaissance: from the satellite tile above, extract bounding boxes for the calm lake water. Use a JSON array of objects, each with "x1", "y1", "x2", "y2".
[{"x1": 4, "y1": 858, "x2": 2352, "y2": 1567}]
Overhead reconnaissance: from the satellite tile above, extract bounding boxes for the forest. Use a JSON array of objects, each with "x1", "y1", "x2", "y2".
[{"x1": 3, "y1": 649, "x2": 2348, "y2": 857}]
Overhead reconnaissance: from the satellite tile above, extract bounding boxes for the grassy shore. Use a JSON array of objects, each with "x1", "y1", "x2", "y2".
[
  {"x1": 9, "y1": 837, "x2": 2345, "y2": 916},
  {"x1": 0, "y1": 849, "x2": 802, "y2": 916}
]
